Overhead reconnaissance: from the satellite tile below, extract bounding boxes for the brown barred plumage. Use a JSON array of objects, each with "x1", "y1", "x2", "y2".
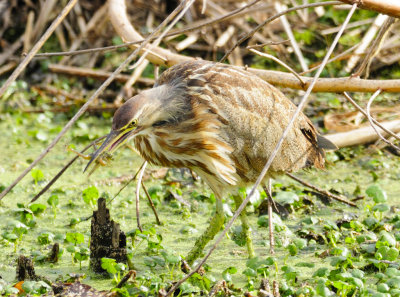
[{"x1": 87, "y1": 60, "x2": 336, "y2": 263}]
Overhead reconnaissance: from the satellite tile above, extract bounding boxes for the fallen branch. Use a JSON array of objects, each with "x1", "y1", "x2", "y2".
[
  {"x1": 48, "y1": 64, "x2": 155, "y2": 85},
  {"x1": 325, "y1": 120, "x2": 400, "y2": 148},
  {"x1": 338, "y1": 0, "x2": 400, "y2": 18},
  {"x1": 286, "y1": 173, "x2": 357, "y2": 207}
]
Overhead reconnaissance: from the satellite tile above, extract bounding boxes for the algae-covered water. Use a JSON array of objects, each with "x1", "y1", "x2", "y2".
[{"x1": 0, "y1": 111, "x2": 399, "y2": 295}]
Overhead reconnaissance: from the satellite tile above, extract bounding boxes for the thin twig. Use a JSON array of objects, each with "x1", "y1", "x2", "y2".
[
  {"x1": 286, "y1": 172, "x2": 357, "y2": 207},
  {"x1": 366, "y1": 90, "x2": 400, "y2": 151},
  {"x1": 343, "y1": 92, "x2": 400, "y2": 142},
  {"x1": 246, "y1": 40, "x2": 289, "y2": 49},
  {"x1": 0, "y1": 0, "x2": 190, "y2": 200},
  {"x1": 249, "y1": 48, "x2": 305, "y2": 86},
  {"x1": 165, "y1": 4, "x2": 357, "y2": 296},
  {"x1": 116, "y1": 270, "x2": 136, "y2": 288},
  {"x1": 141, "y1": 181, "x2": 161, "y2": 225},
  {"x1": 30, "y1": 136, "x2": 106, "y2": 203},
  {"x1": 0, "y1": 0, "x2": 78, "y2": 98},
  {"x1": 274, "y1": 2, "x2": 309, "y2": 71},
  {"x1": 355, "y1": 17, "x2": 397, "y2": 78},
  {"x1": 300, "y1": 44, "x2": 359, "y2": 75},
  {"x1": 136, "y1": 161, "x2": 148, "y2": 232},
  {"x1": 219, "y1": 1, "x2": 344, "y2": 63}
]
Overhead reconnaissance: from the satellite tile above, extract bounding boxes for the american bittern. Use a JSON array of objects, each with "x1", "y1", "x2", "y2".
[{"x1": 86, "y1": 60, "x2": 336, "y2": 264}]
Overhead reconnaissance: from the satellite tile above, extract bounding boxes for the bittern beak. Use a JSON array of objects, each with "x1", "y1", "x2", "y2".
[{"x1": 84, "y1": 127, "x2": 138, "y2": 173}]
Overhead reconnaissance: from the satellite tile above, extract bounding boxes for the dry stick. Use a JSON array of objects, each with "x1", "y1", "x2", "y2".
[
  {"x1": 286, "y1": 172, "x2": 357, "y2": 207},
  {"x1": 338, "y1": 0, "x2": 400, "y2": 18},
  {"x1": 34, "y1": 0, "x2": 262, "y2": 58},
  {"x1": 263, "y1": 181, "x2": 275, "y2": 254},
  {"x1": 321, "y1": 18, "x2": 374, "y2": 35},
  {"x1": 249, "y1": 48, "x2": 305, "y2": 86},
  {"x1": 48, "y1": 64, "x2": 155, "y2": 85},
  {"x1": 274, "y1": 2, "x2": 309, "y2": 71},
  {"x1": 30, "y1": 136, "x2": 106, "y2": 203},
  {"x1": 246, "y1": 40, "x2": 290, "y2": 49},
  {"x1": 366, "y1": 90, "x2": 400, "y2": 151},
  {"x1": 0, "y1": 62, "x2": 17, "y2": 76},
  {"x1": 135, "y1": 161, "x2": 148, "y2": 232},
  {"x1": 219, "y1": 1, "x2": 343, "y2": 63},
  {"x1": 166, "y1": 4, "x2": 358, "y2": 296},
  {"x1": 345, "y1": 14, "x2": 388, "y2": 73},
  {"x1": 300, "y1": 44, "x2": 360, "y2": 75},
  {"x1": 343, "y1": 92, "x2": 400, "y2": 142},
  {"x1": 141, "y1": 181, "x2": 161, "y2": 225},
  {"x1": 0, "y1": 0, "x2": 78, "y2": 99},
  {"x1": 23, "y1": 11, "x2": 35, "y2": 53},
  {"x1": 0, "y1": 0, "x2": 190, "y2": 201},
  {"x1": 355, "y1": 17, "x2": 397, "y2": 78}
]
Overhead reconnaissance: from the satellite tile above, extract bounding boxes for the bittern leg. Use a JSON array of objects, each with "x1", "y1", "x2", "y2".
[
  {"x1": 262, "y1": 179, "x2": 275, "y2": 254},
  {"x1": 186, "y1": 199, "x2": 224, "y2": 265},
  {"x1": 232, "y1": 194, "x2": 255, "y2": 259}
]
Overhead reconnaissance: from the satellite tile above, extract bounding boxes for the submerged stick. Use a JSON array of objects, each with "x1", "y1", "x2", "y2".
[{"x1": 286, "y1": 172, "x2": 357, "y2": 207}]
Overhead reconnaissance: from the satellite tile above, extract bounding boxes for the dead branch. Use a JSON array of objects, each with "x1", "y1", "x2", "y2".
[
  {"x1": 286, "y1": 173, "x2": 357, "y2": 207},
  {"x1": 249, "y1": 69, "x2": 400, "y2": 92},
  {"x1": 366, "y1": 90, "x2": 400, "y2": 151},
  {"x1": 338, "y1": 0, "x2": 400, "y2": 18},
  {"x1": 48, "y1": 64, "x2": 155, "y2": 85},
  {"x1": 325, "y1": 119, "x2": 400, "y2": 148},
  {"x1": 108, "y1": 0, "x2": 193, "y2": 67}
]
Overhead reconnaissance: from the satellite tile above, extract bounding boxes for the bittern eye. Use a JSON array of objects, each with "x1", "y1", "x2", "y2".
[
  {"x1": 152, "y1": 120, "x2": 168, "y2": 127},
  {"x1": 128, "y1": 119, "x2": 137, "y2": 128}
]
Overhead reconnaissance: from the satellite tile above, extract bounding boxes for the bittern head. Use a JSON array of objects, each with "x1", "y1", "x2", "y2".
[{"x1": 84, "y1": 84, "x2": 186, "y2": 172}]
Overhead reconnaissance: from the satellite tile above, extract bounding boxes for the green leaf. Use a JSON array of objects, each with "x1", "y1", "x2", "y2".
[
  {"x1": 379, "y1": 231, "x2": 396, "y2": 247},
  {"x1": 295, "y1": 262, "x2": 315, "y2": 268},
  {"x1": 37, "y1": 232, "x2": 54, "y2": 245},
  {"x1": 366, "y1": 185, "x2": 387, "y2": 203},
  {"x1": 288, "y1": 243, "x2": 298, "y2": 256},
  {"x1": 29, "y1": 203, "x2": 47, "y2": 215},
  {"x1": 242, "y1": 267, "x2": 257, "y2": 277},
  {"x1": 275, "y1": 191, "x2": 299, "y2": 205},
  {"x1": 47, "y1": 195, "x2": 59, "y2": 207},
  {"x1": 373, "y1": 204, "x2": 390, "y2": 213},
  {"x1": 313, "y1": 267, "x2": 329, "y2": 277},
  {"x1": 101, "y1": 257, "x2": 117, "y2": 274},
  {"x1": 222, "y1": 266, "x2": 237, "y2": 282},
  {"x1": 31, "y1": 169, "x2": 44, "y2": 185},
  {"x1": 82, "y1": 186, "x2": 99, "y2": 206},
  {"x1": 65, "y1": 232, "x2": 84, "y2": 245}
]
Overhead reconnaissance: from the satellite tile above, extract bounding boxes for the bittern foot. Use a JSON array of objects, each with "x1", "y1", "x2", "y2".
[
  {"x1": 186, "y1": 199, "x2": 224, "y2": 265},
  {"x1": 233, "y1": 194, "x2": 255, "y2": 259}
]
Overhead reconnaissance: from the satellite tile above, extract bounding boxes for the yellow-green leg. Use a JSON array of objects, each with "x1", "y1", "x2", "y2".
[
  {"x1": 186, "y1": 199, "x2": 224, "y2": 265},
  {"x1": 233, "y1": 194, "x2": 255, "y2": 258}
]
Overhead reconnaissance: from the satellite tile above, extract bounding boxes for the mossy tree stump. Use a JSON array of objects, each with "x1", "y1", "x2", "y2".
[{"x1": 90, "y1": 198, "x2": 127, "y2": 273}]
